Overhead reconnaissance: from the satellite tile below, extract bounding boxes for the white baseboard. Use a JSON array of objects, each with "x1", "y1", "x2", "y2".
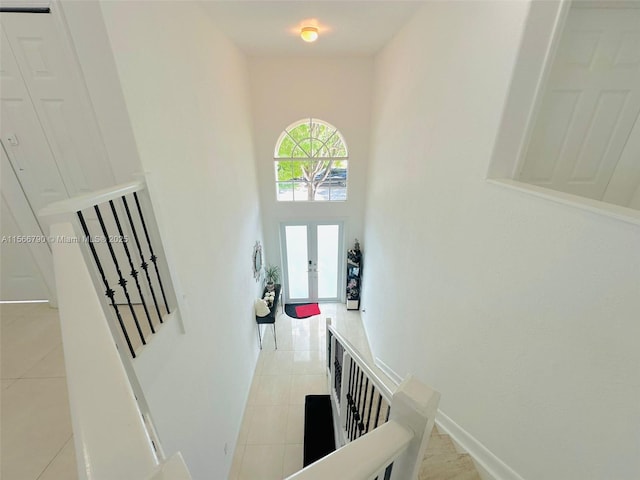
[
  {"x1": 362, "y1": 321, "x2": 523, "y2": 480},
  {"x1": 373, "y1": 357, "x2": 402, "y2": 386},
  {"x1": 435, "y1": 410, "x2": 525, "y2": 480}
]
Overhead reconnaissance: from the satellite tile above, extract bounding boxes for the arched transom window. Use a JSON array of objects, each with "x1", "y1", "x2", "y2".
[{"x1": 274, "y1": 118, "x2": 348, "y2": 201}]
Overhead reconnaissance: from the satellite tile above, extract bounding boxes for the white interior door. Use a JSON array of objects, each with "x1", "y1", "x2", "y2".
[
  {"x1": 0, "y1": 13, "x2": 116, "y2": 195},
  {"x1": 0, "y1": 23, "x2": 70, "y2": 226},
  {"x1": 0, "y1": 13, "x2": 140, "y2": 304},
  {"x1": 281, "y1": 222, "x2": 343, "y2": 303},
  {"x1": 1, "y1": 147, "x2": 54, "y2": 301},
  {"x1": 518, "y1": 5, "x2": 640, "y2": 201}
]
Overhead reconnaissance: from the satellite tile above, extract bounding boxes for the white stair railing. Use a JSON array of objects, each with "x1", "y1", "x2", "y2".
[
  {"x1": 286, "y1": 319, "x2": 440, "y2": 480},
  {"x1": 286, "y1": 421, "x2": 412, "y2": 480},
  {"x1": 40, "y1": 180, "x2": 179, "y2": 359},
  {"x1": 40, "y1": 180, "x2": 191, "y2": 480}
]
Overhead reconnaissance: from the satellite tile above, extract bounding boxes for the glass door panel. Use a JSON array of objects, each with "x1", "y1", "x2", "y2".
[
  {"x1": 284, "y1": 225, "x2": 309, "y2": 300},
  {"x1": 281, "y1": 222, "x2": 343, "y2": 303},
  {"x1": 317, "y1": 224, "x2": 340, "y2": 299}
]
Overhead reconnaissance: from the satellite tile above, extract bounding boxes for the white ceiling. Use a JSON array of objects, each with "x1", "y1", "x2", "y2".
[{"x1": 200, "y1": 1, "x2": 425, "y2": 56}]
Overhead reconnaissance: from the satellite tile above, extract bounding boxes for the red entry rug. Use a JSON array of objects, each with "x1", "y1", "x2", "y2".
[{"x1": 286, "y1": 303, "x2": 321, "y2": 319}]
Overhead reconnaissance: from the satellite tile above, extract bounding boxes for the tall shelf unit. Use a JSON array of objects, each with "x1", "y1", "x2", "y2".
[{"x1": 346, "y1": 240, "x2": 362, "y2": 310}]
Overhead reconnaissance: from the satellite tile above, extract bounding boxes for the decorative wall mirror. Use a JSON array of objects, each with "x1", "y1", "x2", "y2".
[{"x1": 253, "y1": 241, "x2": 263, "y2": 281}]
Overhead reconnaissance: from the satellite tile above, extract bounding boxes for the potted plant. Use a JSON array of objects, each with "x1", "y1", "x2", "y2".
[{"x1": 264, "y1": 264, "x2": 280, "y2": 292}]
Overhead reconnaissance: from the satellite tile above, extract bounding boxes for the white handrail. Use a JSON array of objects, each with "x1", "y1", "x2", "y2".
[
  {"x1": 322, "y1": 319, "x2": 441, "y2": 480},
  {"x1": 284, "y1": 421, "x2": 412, "y2": 480},
  {"x1": 328, "y1": 322, "x2": 394, "y2": 401},
  {"x1": 39, "y1": 180, "x2": 144, "y2": 218}
]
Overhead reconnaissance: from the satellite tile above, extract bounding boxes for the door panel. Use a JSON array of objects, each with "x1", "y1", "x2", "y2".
[
  {"x1": 0, "y1": 15, "x2": 137, "y2": 304},
  {"x1": 0, "y1": 199, "x2": 48, "y2": 300},
  {"x1": 0, "y1": 148, "x2": 55, "y2": 301},
  {"x1": 604, "y1": 113, "x2": 640, "y2": 206},
  {"x1": 316, "y1": 224, "x2": 340, "y2": 299},
  {"x1": 282, "y1": 222, "x2": 343, "y2": 303},
  {"x1": 284, "y1": 225, "x2": 310, "y2": 301},
  {"x1": 0, "y1": 26, "x2": 69, "y2": 223},
  {"x1": 519, "y1": 6, "x2": 640, "y2": 201},
  {"x1": 1, "y1": 13, "x2": 115, "y2": 195}
]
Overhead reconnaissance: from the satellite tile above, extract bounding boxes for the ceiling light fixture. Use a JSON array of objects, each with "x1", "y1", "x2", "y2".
[{"x1": 300, "y1": 26, "x2": 319, "y2": 43}]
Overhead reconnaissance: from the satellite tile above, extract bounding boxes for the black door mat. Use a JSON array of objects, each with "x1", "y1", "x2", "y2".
[{"x1": 303, "y1": 394, "x2": 336, "y2": 467}]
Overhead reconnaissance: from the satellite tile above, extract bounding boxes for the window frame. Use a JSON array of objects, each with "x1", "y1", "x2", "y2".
[{"x1": 274, "y1": 118, "x2": 349, "y2": 203}]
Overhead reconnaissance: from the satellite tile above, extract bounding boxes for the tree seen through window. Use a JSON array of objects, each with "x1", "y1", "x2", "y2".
[{"x1": 274, "y1": 118, "x2": 348, "y2": 201}]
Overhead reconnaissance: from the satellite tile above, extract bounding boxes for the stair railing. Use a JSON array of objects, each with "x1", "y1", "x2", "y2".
[
  {"x1": 285, "y1": 319, "x2": 440, "y2": 480},
  {"x1": 40, "y1": 180, "x2": 191, "y2": 480},
  {"x1": 41, "y1": 180, "x2": 179, "y2": 359}
]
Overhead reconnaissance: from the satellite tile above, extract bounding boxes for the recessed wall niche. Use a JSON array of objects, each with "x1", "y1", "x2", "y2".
[{"x1": 488, "y1": 0, "x2": 640, "y2": 217}]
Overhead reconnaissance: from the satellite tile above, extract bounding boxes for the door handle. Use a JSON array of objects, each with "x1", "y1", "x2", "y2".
[{"x1": 3, "y1": 135, "x2": 24, "y2": 171}]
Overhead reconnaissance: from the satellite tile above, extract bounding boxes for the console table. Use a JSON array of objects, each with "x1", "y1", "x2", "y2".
[{"x1": 256, "y1": 283, "x2": 281, "y2": 349}]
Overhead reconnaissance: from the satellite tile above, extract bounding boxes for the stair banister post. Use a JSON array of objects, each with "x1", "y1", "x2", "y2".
[{"x1": 388, "y1": 375, "x2": 441, "y2": 480}]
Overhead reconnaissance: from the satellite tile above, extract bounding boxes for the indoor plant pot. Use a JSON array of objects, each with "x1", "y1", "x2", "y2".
[{"x1": 264, "y1": 264, "x2": 280, "y2": 292}]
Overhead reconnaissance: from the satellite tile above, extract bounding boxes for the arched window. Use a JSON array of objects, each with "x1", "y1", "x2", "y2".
[{"x1": 274, "y1": 118, "x2": 348, "y2": 201}]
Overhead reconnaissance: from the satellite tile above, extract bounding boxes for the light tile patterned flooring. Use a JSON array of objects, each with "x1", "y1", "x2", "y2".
[
  {"x1": 229, "y1": 307, "x2": 328, "y2": 480},
  {"x1": 229, "y1": 303, "x2": 368, "y2": 480},
  {"x1": 1, "y1": 301, "x2": 362, "y2": 480},
  {"x1": 0, "y1": 302, "x2": 77, "y2": 480}
]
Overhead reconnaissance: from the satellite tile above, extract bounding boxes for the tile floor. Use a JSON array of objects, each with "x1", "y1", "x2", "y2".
[
  {"x1": 0, "y1": 302, "x2": 77, "y2": 480},
  {"x1": 1, "y1": 301, "x2": 367, "y2": 480},
  {"x1": 228, "y1": 303, "x2": 370, "y2": 480}
]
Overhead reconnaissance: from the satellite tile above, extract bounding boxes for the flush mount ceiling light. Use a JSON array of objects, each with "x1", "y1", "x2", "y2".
[{"x1": 300, "y1": 26, "x2": 319, "y2": 43}]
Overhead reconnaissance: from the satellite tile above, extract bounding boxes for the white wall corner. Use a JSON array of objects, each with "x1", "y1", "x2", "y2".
[{"x1": 435, "y1": 411, "x2": 526, "y2": 480}]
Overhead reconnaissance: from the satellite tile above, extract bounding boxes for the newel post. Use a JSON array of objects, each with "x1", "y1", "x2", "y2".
[{"x1": 388, "y1": 375, "x2": 441, "y2": 480}]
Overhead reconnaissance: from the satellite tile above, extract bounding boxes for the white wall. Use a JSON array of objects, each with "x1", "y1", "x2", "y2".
[
  {"x1": 99, "y1": 2, "x2": 263, "y2": 478},
  {"x1": 249, "y1": 56, "x2": 373, "y2": 274},
  {"x1": 363, "y1": 2, "x2": 640, "y2": 480}
]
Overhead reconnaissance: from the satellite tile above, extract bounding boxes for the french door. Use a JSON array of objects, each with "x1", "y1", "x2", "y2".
[{"x1": 281, "y1": 222, "x2": 344, "y2": 303}]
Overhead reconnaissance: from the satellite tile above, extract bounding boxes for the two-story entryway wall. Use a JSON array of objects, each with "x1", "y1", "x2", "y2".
[{"x1": 1, "y1": 1, "x2": 639, "y2": 480}]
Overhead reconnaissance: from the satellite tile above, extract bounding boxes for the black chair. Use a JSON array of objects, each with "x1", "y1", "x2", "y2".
[{"x1": 256, "y1": 284, "x2": 281, "y2": 349}]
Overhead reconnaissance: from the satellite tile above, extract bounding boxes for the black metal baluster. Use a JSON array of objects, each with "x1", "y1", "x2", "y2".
[
  {"x1": 344, "y1": 355, "x2": 352, "y2": 433},
  {"x1": 109, "y1": 200, "x2": 155, "y2": 335},
  {"x1": 327, "y1": 331, "x2": 332, "y2": 370},
  {"x1": 346, "y1": 358, "x2": 358, "y2": 440},
  {"x1": 351, "y1": 369, "x2": 361, "y2": 439},
  {"x1": 77, "y1": 211, "x2": 135, "y2": 358},
  {"x1": 94, "y1": 204, "x2": 146, "y2": 347},
  {"x1": 349, "y1": 364, "x2": 360, "y2": 440},
  {"x1": 122, "y1": 195, "x2": 163, "y2": 325},
  {"x1": 334, "y1": 345, "x2": 343, "y2": 402},
  {"x1": 385, "y1": 404, "x2": 391, "y2": 422},
  {"x1": 358, "y1": 377, "x2": 369, "y2": 437},
  {"x1": 351, "y1": 368, "x2": 364, "y2": 439},
  {"x1": 373, "y1": 392, "x2": 383, "y2": 429},
  {"x1": 334, "y1": 342, "x2": 343, "y2": 401},
  {"x1": 345, "y1": 356, "x2": 355, "y2": 437},
  {"x1": 365, "y1": 383, "x2": 376, "y2": 434},
  {"x1": 133, "y1": 192, "x2": 170, "y2": 314},
  {"x1": 384, "y1": 463, "x2": 393, "y2": 480}
]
